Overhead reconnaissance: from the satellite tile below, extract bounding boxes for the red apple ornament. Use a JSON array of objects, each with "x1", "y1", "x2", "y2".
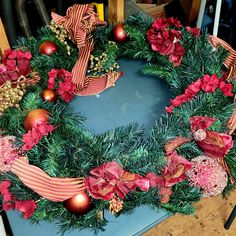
[
  {"x1": 41, "y1": 88, "x2": 57, "y2": 102},
  {"x1": 24, "y1": 108, "x2": 50, "y2": 131},
  {"x1": 39, "y1": 41, "x2": 58, "y2": 55},
  {"x1": 112, "y1": 23, "x2": 127, "y2": 43},
  {"x1": 63, "y1": 191, "x2": 91, "y2": 215}
]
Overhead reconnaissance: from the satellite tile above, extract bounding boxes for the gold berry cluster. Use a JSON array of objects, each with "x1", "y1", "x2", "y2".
[
  {"x1": 88, "y1": 53, "x2": 119, "y2": 75},
  {"x1": 49, "y1": 21, "x2": 71, "y2": 55},
  {"x1": 0, "y1": 80, "x2": 26, "y2": 112}
]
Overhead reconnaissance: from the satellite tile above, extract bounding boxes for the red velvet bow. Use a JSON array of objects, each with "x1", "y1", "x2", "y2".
[{"x1": 85, "y1": 161, "x2": 150, "y2": 200}]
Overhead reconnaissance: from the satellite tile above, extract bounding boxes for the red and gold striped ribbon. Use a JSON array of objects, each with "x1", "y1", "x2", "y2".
[
  {"x1": 209, "y1": 35, "x2": 236, "y2": 70},
  {"x1": 11, "y1": 157, "x2": 85, "y2": 202},
  {"x1": 51, "y1": 4, "x2": 122, "y2": 96},
  {"x1": 209, "y1": 35, "x2": 236, "y2": 135}
]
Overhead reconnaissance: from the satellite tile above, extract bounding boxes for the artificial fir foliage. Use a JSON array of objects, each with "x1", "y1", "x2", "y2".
[{"x1": 0, "y1": 9, "x2": 236, "y2": 234}]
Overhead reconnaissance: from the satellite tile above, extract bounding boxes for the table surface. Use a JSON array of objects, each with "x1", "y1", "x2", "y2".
[{"x1": 7, "y1": 58, "x2": 172, "y2": 236}]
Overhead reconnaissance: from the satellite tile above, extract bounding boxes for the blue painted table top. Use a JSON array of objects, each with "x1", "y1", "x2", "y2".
[{"x1": 7, "y1": 58, "x2": 172, "y2": 236}]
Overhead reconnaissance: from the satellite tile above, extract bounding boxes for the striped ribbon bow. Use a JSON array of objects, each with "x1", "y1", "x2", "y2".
[
  {"x1": 51, "y1": 4, "x2": 122, "y2": 96},
  {"x1": 11, "y1": 157, "x2": 85, "y2": 202}
]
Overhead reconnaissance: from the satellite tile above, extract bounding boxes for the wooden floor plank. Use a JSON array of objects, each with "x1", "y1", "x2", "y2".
[{"x1": 143, "y1": 190, "x2": 236, "y2": 235}]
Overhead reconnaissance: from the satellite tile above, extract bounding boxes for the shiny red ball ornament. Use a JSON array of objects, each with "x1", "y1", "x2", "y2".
[
  {"x1": 24, "y1": 108, "x2": 50, "y2": 131},
  {"x1": 112, "y1": 23, "x2": 127, "y2": 43},
  {"x1": 63, "y1": 192, "x2": 91, "y2": 215},
  {"x1": 41, "y1": 88, "x2": 57, "y2": 102},
  {"x1": 39, "y1": 41, "x2": 58, "y2": 55}
]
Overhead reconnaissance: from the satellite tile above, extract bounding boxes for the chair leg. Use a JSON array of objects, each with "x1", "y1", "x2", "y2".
[
  {"x1": 0, "y1": 210, "x2": 13, "y2": 236},
  {"x1": 224, "y1": 205, "x2": 236, "y2": 230}
]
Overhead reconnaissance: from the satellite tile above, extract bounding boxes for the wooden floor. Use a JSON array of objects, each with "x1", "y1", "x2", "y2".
[{"x1": 143, "y1": 190, "x2": 236, "y2": 236}]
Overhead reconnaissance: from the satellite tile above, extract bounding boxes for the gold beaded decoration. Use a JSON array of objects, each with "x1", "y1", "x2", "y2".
[
  {"x1": 0, "y1": 80, "x2": 25, "y2": 112},
  {"x1": 0, "y1": 73, "x2": 40, "y2": 113},
  {"x1": 88, "y1": 50, "x2": 120, "y2": 76},
  {"x1": 49, "y1": 21, "x2": 71, "y2": 55}
]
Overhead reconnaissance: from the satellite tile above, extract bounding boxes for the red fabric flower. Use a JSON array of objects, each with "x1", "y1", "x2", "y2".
[
  {"x1": 166, "y1": 73, "x2": 234, "y2": 113},
  {"x1": 15, "y1": 200, "x2": 37, "y2": 219},
  {"x1": 168, "y1": 42, "x2": 186, "y2": 67},
  {"x1": 0, "y1": 49, "x2": 32, "y2": 85},
  {"x1": 186, "y1": 26, "x2": 201, "y2": 36},
  {"x1": 146, "y1": 151, "x2": 193, "y2": 203},
  {"x1": 146, "y1": 17, "x2": 185, "y2": 66},
  {"x1": 185, "y1": 79, "x2": 202, "y2": 97},
  {"x1": 190, "y1": 116, "x2": 234, "y2": 158},
  {"x1": 0, "y1": 180, "x2": 12, "y2": 201},
  {"x1": 201, "y1": 74, "x2": 220, "y2": 93},
  {"x1": 219, "y1": 81, "x2": 234, "y2": 96},
  {"x1": 2, "y1": 201, "x2": 15, "y2": 211},
  {"x1": 22, "y1": 122, "x2": 55, "y2": 151},
  {"x1": 162, "y1": 151, "x2": 193, "y2": 187},
  {"x1": 85, "y1": 161, "x2": 150, "y2": 200},
  {"x1": 47, "y1": 69, "x2": 76, "y2": 102},
  {"x1": 0, "y1": 180, "x2": 37, "y2": 218},
  {"x1": 57, "y1": 77, "x2": 76, "y2": 102}
]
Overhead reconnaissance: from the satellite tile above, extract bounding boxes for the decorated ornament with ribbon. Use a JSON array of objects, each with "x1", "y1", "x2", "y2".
[{"x1": 51, "y1": 4, "x2": 123, "y2": 96}]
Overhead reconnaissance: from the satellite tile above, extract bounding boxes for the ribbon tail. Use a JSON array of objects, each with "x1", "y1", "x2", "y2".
[
  {"x1": 228, "y1": 111, "x2": 236, "y2": 135},
  {"x1": 71, "y1": 43, "x2": 93, "y2": 88},
  {"x1": 11, "y1": 157, "x2": 85, "y2": 202},
  {"x1": 51, "y1": 12, "x2": 67, "y2": 24},
  {"x1": 75, "y1": 71, "x2": 123, "y2": 96}
]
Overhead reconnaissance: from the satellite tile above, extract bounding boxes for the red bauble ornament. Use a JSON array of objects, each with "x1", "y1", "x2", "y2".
[
  {"x1": 39, "y1": 41, "x2": 58, "y2": 55},
  {"x1": 41, "y1": 88, "x2": 57, "y2": 102},
  {"x1": 63, "y1": 192, "x2": 91, "y2": 215},
  {"x1": 112, "y1": 23, "x2": 127, "y2": 43},
  {"x1": 24, "y1": 109, "x2": 50, "y2": 131}
]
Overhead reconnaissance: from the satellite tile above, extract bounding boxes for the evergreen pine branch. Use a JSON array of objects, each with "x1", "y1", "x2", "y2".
[
  {"x1": 161, "y1": 181, "x2": 201, "y2": 215},
  {"x1": 142, "y1": 63, "x2": 177, "y2": 83},
  {"x1": 21, "y1": 91, "x2": 43, "y2": 111},
  {"x1": 125, "y1": 11, "x2": 154, "y2": 30},
  {"x1": 225, "y1": 145, "x2": 236, "y2": 180},
  {"x1": 0, "y1": 108, "x2": 24, "y2": 135}
]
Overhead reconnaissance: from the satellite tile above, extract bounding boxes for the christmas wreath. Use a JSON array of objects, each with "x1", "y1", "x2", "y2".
[{"x1": 1, "y1": 4, "x2": 236, "y2": 234}]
